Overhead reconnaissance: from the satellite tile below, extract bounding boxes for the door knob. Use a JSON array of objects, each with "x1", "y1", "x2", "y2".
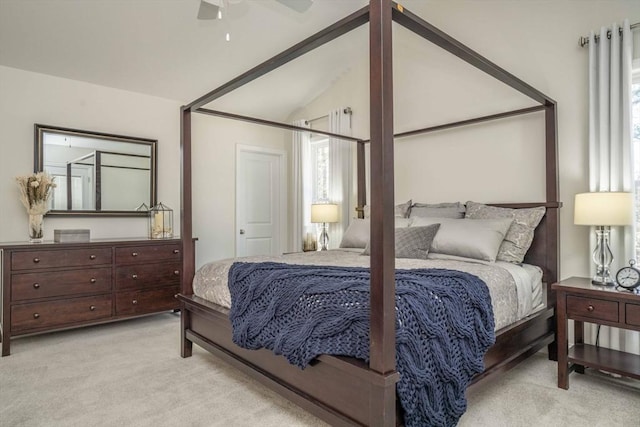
[{"x1": 239, "y1": 229, "x2": 245, "y2": 235}]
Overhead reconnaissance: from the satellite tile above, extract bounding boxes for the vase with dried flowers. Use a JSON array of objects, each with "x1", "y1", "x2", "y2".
[{"x1": 15, "y1": 172, "x2": 56, "y2": 243}]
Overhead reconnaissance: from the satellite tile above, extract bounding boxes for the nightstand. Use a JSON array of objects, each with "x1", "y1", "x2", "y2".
[{"x1": 552, "y1": 277, "x2": 640, "y2": 389}]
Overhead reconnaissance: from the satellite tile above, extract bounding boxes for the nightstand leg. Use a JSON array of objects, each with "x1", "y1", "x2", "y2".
[
  {"x1": 557, "y1": 291, "x2": 569, "y2": 389},
  {"x1": 574, "y1": 319, "x2": 585, "y2": 374}
]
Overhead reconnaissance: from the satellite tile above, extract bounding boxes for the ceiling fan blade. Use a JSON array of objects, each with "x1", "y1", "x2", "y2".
[
  {"x1": 197, "y1": 0, "x2": 223, "y2": 20},
  {"x1": 275, "y1": 0, "x2": 314, "y2": 13}
]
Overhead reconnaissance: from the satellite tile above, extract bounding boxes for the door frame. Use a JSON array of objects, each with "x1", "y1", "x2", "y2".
[{"x1": 235, "y1": 144, "x2": 288, "y2": 257}]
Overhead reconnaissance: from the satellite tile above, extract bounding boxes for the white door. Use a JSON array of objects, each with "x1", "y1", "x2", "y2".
[{"x1": 236, "y1": 145, "x2": 286, "y2": 257}]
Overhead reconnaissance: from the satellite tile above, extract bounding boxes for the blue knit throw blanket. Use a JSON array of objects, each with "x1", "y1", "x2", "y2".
[{"x1": 228, "y1": 262, "x2": 495, "y2": 427}]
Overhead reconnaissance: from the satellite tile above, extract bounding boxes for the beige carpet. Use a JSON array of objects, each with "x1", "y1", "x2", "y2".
[{"x1": 1, "y1": 314, "x2": 638, "y2": 427}]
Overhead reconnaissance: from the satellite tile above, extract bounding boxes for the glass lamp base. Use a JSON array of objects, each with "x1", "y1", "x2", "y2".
[{"x1": 591, "y1": 275, "x2": 615, "y2": 286}]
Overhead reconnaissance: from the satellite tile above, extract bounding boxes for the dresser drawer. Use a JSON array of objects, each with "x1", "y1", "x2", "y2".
[
  {"x1": 11, "y1": 268, "x2": 112, "y2": 301},
  {"x1": 115, "y1": 244, "x2": 181, "y2": 265},
  {"x1": 626, "y1": 303, "x2": 640, "y2": 327},
  {"x1": 11, "y1": 295, "x2": 112, "y2": 332},
  {"x1": 566, "y1": 295, "x2": 619, "y2": 322},
  {"x1": 115, "y1": 262, "x2": 181, "y2": 290},
  {"x1": 11, "y1": 248, "x2": 112, "y2": 270},
  {"x1": 115, "y1": 286, "x2": 179, "y2": 316}
]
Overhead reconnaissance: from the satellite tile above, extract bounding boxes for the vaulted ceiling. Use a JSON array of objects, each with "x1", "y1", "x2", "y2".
[{"x1": 0, "y1": 0, "x2": 538, "y2": 122}]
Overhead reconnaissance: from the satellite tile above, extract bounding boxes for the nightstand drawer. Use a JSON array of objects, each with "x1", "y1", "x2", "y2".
[
  {"x1": 115, "y1": 244, "x2": 181, "y2": 265},
  {"x1": 11, "y1": 268, "x2": 112, "y2": 301},
  {"x1": 115, "y1": 262, "x2": 181, "y2": 290},
  {"x1": 115, "y1": 286, "x2": 179, "y2": 315},
  {"x1": 11, "y1": 248, "x2": 112, "y2": 270},
  {"x1": 566, "y1": 295, "x2": 618, "y2": 322},
  {"x1": 11, "y1": 295, "x2": 112, "y2": 332},
  {"x1": 627, "y1": 303, "x2": 640, "y2": 327}
]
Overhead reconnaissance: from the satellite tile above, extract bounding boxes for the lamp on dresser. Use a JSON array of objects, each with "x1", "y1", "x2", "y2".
[
  {"x1": 311, "y1": 203, "x2": 339, "y2": 251},
  {"x1": 574, "y1": 191, "x2": 633, "y2": 285}
]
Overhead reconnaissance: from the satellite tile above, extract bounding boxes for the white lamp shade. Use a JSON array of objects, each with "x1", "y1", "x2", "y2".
[
  {"x1": 574, "y1": 192, "x2": 633, "y2": 226},
  {"x1": 311, "y1": 203, "x2": 339, "y2": 223}
]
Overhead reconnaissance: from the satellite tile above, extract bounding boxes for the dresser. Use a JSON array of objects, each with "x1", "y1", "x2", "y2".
[{"x1": 1, "y1": 238, "x2": 183, "y2": 356}]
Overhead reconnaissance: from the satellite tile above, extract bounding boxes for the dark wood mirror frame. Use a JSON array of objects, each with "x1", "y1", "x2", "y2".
[{"x1": 34, "y1": 124, "x2": 158, "y2": 217}]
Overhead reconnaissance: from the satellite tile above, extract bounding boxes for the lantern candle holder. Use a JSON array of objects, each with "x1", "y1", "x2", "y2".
[{"x1": 149, "y1": 202, "x2": 174, "y2": 239}]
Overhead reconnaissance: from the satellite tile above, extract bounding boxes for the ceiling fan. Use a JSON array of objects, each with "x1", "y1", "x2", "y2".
[{"x1": 197, "y1": 0, "x2": 314, "y2": 20}]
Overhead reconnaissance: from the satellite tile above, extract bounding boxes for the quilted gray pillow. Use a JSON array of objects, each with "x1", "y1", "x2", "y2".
[
  {"x1": 362, "y1": 224, "x2": 440, "y2": 259},
  {"x1": 409, "y1": 202, "x2": 465, "y2": 219},
  {"x1": 465, "y1": 201, "x2": 545, "y2": 264}
]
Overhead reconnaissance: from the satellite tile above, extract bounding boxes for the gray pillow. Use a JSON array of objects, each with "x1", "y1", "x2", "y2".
[
  {"x1": 410, "y1": 217, "x2": 513, "y2": 262},
  {"x1": 339, "y1": 218, "x2": 370, "y2": 249},
  {"x1": 409, "y1": 202, "x2": 465, "y2": 219},
  {"x1": 339, "y1": 217, "x2": 413, "y2": 249},
  {"x1": 465, "y1": 201, "x2": 545, "y2": 263},
  {"x1": 363, "y1": 199, "x2": 412, "y2": 219},
  {"x1": 362, "y1": 224, "x2": 440, "y2": 259}
]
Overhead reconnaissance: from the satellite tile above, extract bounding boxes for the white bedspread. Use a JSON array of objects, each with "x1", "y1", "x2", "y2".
[{"x1": 192, "y1": 249, "x2": 543, "y2": 331}]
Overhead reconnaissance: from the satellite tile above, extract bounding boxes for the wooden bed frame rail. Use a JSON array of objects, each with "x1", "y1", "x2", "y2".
[{"x1": 179, "y1": 1, "x2": 560, "y2": 425}]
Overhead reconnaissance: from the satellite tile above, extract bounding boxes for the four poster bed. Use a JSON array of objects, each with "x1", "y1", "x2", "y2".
[{"x1": 178, "y1": 1, "x2": 560, "y2": 426}]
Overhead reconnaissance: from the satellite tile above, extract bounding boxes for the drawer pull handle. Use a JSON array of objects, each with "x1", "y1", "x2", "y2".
[
  {"x1": 132, "y1": 299, "x2": 138, "y2": 305},
  {"x1": 33, "y1": 257, "x2": 40, "y2": 263},
  {"x1": 132, "y1": 252, "x2": 138, "y2": 257},
  {"x1": 174, "y1": 270, "x2": 180, "y2": 276},
  {"x1": 89, "y1": 255, "x2": 96, "y2": 260},
  {"x1": 90, "y1": 305, "x2": 96, "y2": 311},
  {"x1": 132, "y1": 274, "x2": 138, "y2": 280},
  {"x1": 33, "y1": 313, "x2": 40, "y2": 319},
  {"x1": 90, "y1": 278, "x2": 97, "y2": 284},
  {"x1": 173, "y1": 249, "x2": 180, "y2": 254},
  {"x1": 33, "y1": 283, "x2": 40, "y2": 289},
  {"x1": 587, "y1": 305, "x2": 595, "y2": 312}
]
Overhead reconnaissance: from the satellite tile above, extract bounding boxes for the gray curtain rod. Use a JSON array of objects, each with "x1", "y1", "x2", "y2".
[
  {"x1": 579, "y1": 22, "x2": 639, "y2": 47},
  {"x1": 306, "y1": 107, "x2": 352, "y2": 124}
]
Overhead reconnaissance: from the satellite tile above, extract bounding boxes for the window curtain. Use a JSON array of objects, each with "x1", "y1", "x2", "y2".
[
  {"x1": 328, "y1": 108, "x2": 353, "y2": 248},
  {"x1": 586, "y1": 19, "x2": 639, "y2": 355},
  {"x1": 291, "y1": 119, "x2": 311, "y2": 252}
]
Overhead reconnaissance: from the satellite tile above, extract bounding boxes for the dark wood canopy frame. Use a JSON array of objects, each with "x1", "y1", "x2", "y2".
[{"x1": 178, "y1": 1, "x2": 560, "y2": 425}]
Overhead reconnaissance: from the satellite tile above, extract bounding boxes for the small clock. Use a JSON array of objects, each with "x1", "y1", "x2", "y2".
[{"x1": 615, "y1": 260, "x2": 640, "y2": 290}]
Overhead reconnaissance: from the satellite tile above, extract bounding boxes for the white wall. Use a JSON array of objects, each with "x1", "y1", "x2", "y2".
[
  {"x1": 291, "y1": 0, "x2": 640, "y2": 280},
  {"x1": 0, "y1": 66, "x2": 181, "y2": 242},
  {"x1": 191, "y1": 114, "x2": 289, "y2": 268}
]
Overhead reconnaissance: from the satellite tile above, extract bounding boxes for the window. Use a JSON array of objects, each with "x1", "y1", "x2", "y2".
[{"x1": 309, "y1": 136, "x2": 329, "y2": 203}]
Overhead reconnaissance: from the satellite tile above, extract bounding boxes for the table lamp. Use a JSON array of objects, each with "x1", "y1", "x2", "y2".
[
  {"x1": 574, "y1": 192, "x2": 633, "y2": 285},
  {"x1": 311, "y1": 203, "x2": 339, "y2": 251}
]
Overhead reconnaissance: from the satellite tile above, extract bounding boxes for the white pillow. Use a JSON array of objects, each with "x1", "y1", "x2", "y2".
[{"x1": 410, "y1": 217, "x2": 513, "y2": 262}]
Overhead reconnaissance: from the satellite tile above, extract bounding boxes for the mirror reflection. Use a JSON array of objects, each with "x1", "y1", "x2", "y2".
[{"x1": 35, "y1": 124, "x2": 157, "y2": 216}]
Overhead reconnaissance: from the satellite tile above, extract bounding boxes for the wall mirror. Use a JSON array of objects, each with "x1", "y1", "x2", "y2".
[{"x1": 35, "y1": 124, "x2": 157, "y2": 216}]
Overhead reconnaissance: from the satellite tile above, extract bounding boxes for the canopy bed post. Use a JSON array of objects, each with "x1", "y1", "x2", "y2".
[
  {"x1": 544, "y1": 102, "x2": 560, "y2": 359},
  {"x1": 181, "y1": 106, "x2": 194, "y2": 358},
  {"x1": 369, "y1": 1, "x2": 398, "y2": 425}
]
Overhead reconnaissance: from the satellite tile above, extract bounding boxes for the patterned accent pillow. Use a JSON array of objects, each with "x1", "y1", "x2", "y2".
[
  {"x1": 363, "y1": 199, "x2": 412, "y2": 219},
  {"x1": 362, "y1": 224, "x2": 440, "y2": 259},
  {"x1": 409, "y1": 202, "x2": 465, "y2": 219},
  {"x1": 464, "y1": 201, "x2": 545, "y2": 264}
]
